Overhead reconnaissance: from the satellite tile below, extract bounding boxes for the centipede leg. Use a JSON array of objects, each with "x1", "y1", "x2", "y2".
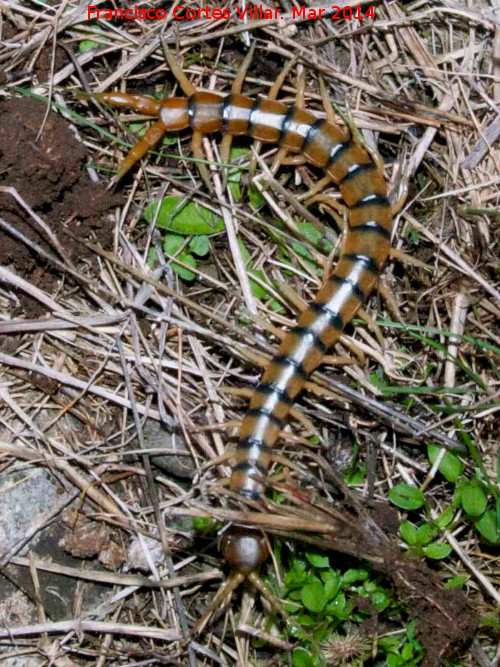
[
  {"x1": 357, "y1": 306, "x2": 385, "y2": 349},
  {"x1": 94, "y1": 92, "x2": 162, "y2": 116},
  {"x1": 113, "y1": 119, "x2": 168, "y2": 182},
  {"x1": 302, "y1": 176, "x2": 338, "y2": 204},
  {"x1": 161, "y1": 42, "x2": 196, "y2": 96},
  {"x1": 249, "y1": 55, "x2": 299, "y2": 177},
  {"x1": 279, "y1": 154, "x2": 308, "y2": 166},
  {"x1": 191, "y1": 130, "x2": 213, "y2": 192},
  {"x1": 319, "y1": 76, "x2": 337, "y2": 125},
  {"x1": 160, "y1": 42, "x2": 214, "y2": 189},
  {"x1": 269, "y1": 141, "x2": 290, "y2": 174},
  {"x1": 391, "y1": 185, "x2": 408, "y2": 216},
  {"x1": 270, "y1": 63, "x2": 307, "y2": 174},
  {"x1": 298, "y1": 78, "x2": 338, "y2": 200},
  {"x1": 379, "y1": 277, "x2": 404, "y2": 324},
  {"x1": 220, "y1": 42, "x2": 256, "y2": 185},
  {"x1": 213, "y1": 436, "x2": 319, "y2": 474}
]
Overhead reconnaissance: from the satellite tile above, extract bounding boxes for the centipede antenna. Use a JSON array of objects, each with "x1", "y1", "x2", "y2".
[
  {"x1": 192, "y1": 570, "x2": 245, "y2": 635},
  {"x1": 246, "y1": 571, "x2": 291, "y2": 622}
]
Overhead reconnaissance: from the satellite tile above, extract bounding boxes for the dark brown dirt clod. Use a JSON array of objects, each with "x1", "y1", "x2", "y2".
[
  {"x1": 378, "y1": 550, "x2": 478, "y2": 667},
  {"x1": 0, "y1": 95, "x2": 121, "y2": 316}
]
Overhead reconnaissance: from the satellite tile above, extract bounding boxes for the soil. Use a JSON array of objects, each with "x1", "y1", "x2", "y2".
[
  {"x1": 373, "y1": 547, "x2": 478, "y2": 667},
  {"x1": 0, "y1": 95, "x2": 122, "y2": 317},
  {"x1": 34, "y1": 45, "x2": 69, "y2": 84}
]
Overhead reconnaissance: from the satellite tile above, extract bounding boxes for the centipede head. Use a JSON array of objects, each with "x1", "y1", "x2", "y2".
[
  {"x1": 191, "y1": 529, "x2": 269, "y2": 635},
  {"x1": 220, "y1": 528, "x2": 269, "y2": 573}
]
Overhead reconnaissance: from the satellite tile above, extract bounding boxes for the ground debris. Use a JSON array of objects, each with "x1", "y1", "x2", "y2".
[{"x1": 0, "y1": 96, "x2": 121, "y2": 316}]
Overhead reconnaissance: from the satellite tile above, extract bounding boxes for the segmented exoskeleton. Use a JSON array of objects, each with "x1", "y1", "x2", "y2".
[{"x1": 92, "y1": 84, "x2": 392, "y2": 623}]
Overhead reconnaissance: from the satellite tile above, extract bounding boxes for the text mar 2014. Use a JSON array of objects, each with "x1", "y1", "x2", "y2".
[{"x1": 86, "y1": 5, "x2": 376, "y2": 21}]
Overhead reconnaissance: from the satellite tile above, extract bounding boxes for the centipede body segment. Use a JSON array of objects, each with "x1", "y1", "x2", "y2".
[{"x1": 94, "y1": 88, "x2": 392, "y2": 584}]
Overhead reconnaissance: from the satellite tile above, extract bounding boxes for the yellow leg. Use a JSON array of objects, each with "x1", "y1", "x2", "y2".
[
  {"x1": 94, "y1": 92, "x2": 168, "y2": 181},
  {"x1": 115, "y1": 119, "x2": 167, "y2": 182},
  {"x1": 161, "y1": 43, "x2": 196, "y2": 96},
  {"x1": 319, "y1": 76, "x2": 337, "y2": 125},
  {"x1": 279, "y1": 154, "x2": 308, "y2": 167},
  {"x1": 220, "y1": 42, "x2": 257, "y2": 184},
  {"x1": 161, "y1": 43, "x2": 215, "y2": 190},
  {"x1": 95, "y1": 92, "x2": 161, "y2": 116},
  {"x1": 302, "y1": 175, "x2": 335, "y2": 204},
  {"x1": 191, "y1": 130, "x2": 213, "y2": 192},
  {"x1": 269, "y1": 59, "x2": 303, "y2": 175}
]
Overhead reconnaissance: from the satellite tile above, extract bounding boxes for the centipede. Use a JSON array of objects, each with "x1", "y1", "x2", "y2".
[{"x1": 92, "y1": 79, "x2": 392, "y2": 628}]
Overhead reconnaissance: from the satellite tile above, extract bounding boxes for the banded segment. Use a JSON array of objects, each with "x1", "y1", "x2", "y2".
[
  {"x1": 97, "y1": 88, "x2": 392, "y2": 511},
  {"x1": 222, "y1": 97, "x2": 391, "y2": 501},
  {"x1": 154, "y1": 91, "x2": 393, "y2": 568},
  {"x1": 229, "y1": 249, "x2": 374, "y2": 498}
]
